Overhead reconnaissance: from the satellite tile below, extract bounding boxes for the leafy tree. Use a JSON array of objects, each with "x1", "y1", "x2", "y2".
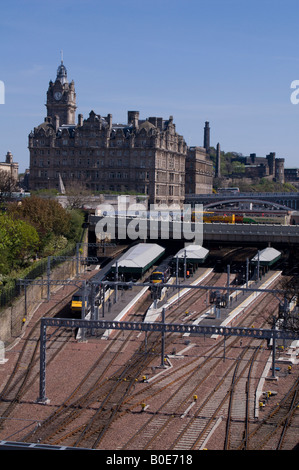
[
  {"x1": 0, "y1": 169, "x2": 18, "y2": 201},
  {"x1": 67, "y1": 209, "x2": 85, "y2": 242},
  {"x1": 0, "y1": 214, "x2": 40, "y2": 274},
  {"x1": 8, "y1": 195, "x2": 71, "y2": 241}
]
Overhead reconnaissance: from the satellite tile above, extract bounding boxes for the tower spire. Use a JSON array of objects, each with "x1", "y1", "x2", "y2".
[{"x1": 56, "y1": 53, "x2": 68, "y2": 85}]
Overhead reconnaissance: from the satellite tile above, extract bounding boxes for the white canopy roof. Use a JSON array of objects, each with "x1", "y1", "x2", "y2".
[
  {"x1": 251, "y1": 247, "x2": 281, "y2": 263},
  {"x1": 174, "y1": 244, "x2": 209, "y2": 261},
  {"x1": 114, "y1": 243, "x2": 165, "y2": 269}
]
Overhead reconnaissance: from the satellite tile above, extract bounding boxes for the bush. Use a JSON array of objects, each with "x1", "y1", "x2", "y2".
[
  {"x1": 0, "y1": 214, "x2": 40, "y2": 275},
  {"x1": 7, "y1": 195, "x2": 71, "y2": 243}
]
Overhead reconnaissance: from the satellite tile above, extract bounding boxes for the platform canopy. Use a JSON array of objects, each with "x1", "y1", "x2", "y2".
[
  {"x1": 173, "y1": 244, "x2": 209, "y2": 264},
  {"x1": 251, "y1": 247, "x2": 281, "y2": 266},
  {"x1": 112, "y1": 243, "x2": 165, "y2": 273}
]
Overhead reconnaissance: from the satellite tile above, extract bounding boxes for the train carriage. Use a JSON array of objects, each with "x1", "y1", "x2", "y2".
[{"x1": 150, "y1": 256, "x2": 173, "y2": 284}]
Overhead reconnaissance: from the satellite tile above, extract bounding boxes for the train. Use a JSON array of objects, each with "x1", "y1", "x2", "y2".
[
  {"x1": 150, "y1": 256, "x2": 173, "y2": 284},
  {"x1": 191, "y1": 211, "x2": 290, "y2": 225},
  {"x1": 70, "y1": 243, "x2": 166, "y2": 314},
  {"x1": 191, "y1": 212, "x2": 235, "y2": 223},
  {"x1": 71, "y1": 287, "x2": 89, "y2": 313}
]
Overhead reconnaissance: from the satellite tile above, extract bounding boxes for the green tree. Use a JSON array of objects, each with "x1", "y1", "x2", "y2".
[
  {"x1": 8, "y1": 196, "x2": 71, "y2": 241},
  {"x1": 0, "y1": 214, "x2": 40, "y2": 274}
]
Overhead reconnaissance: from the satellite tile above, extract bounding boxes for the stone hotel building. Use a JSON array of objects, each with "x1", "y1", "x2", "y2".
[{"x1": 29, "y1": 61, "x2": 213, "y2": 206}]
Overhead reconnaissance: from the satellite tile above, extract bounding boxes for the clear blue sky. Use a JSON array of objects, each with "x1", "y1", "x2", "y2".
[{"x1": 1, "y1": 0, "x2": 299, "y2": 172}]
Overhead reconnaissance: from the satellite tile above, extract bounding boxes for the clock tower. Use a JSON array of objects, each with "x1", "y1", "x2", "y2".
[{"x1": 46, "y1": 59, "x2": 76, "y2": 126}]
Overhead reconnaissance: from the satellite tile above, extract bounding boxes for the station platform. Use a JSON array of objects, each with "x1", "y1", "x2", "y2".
[
  {"x1": 77, "y1": 266, "x2": 214, "y2": 340},
  {"x1": 144, "y1": 267, "x2": 214, "y2": 323},
  {"x1": 78, "y1": 266, "x2": 282, "y2": 341},
  {"x1": 144, "y1": 268, "x2": 282, "y2": 336},
  {"x1": 77, "y1": 283, "x2": 149, "y2": 340},
  {"x1": 185, "y1": 270, "x2": 282, "y2": 337}
]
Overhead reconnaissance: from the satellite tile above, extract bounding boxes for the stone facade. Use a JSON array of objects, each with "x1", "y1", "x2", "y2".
[
  {"x1": 240, "y1": 152, "x2": 285, "y2": 183},
  {"x1": 284, "y1": 167, "x2": 299, "y2": 182},
  {"x1": 0, "y1": 151, "x2": 19, "y2": 180},
  {"x1": 185, "y1": 146, "x2": 213, "y2": 194},
  {"x1": 29, "y1": 62, "x2": 194, "y2": 207}
]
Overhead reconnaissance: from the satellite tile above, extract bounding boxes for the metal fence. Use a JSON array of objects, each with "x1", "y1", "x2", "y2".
[{"x1": 0, "y1": 243, "x2": 77, "y2": 310}]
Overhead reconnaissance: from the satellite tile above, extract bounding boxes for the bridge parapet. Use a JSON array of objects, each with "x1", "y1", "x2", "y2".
[
  {"x1": 89, "y1": 215, "x2": 299, "y2": 245},
  {"x1": 185, "y1": 192, "x2": 299, "y2": 210}
]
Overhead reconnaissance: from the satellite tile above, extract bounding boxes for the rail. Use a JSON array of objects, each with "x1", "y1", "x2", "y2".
[{"x1": 38, "y1": 316, "x2": 298, "y2": 404}]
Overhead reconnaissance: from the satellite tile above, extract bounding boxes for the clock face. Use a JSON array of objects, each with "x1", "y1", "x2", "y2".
[{"x1": 54, "y1": 91, "x2": 62, "y2": 101}]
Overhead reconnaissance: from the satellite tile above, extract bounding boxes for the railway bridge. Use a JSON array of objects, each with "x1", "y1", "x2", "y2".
[
  {"x1": 185, "y1": 192, "x2": 299, "y2": 211},
  {"x1": 89, "y1": 215, "x2": 299, "y2": 246}
]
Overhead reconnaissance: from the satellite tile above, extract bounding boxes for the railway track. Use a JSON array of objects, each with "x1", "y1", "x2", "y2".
[
  {"x1": 19, "y1": 269, "x2": 228, "y2": 447},
  {"x1": 0, "y1": 290, "x2": 77, "y2": 431},
  {"x1": 117, "y1": 286, "x2": 280, "y2": 450},
  {"x1": 27, "y1": 271, "x2": 287, "y2": 450},
  {"x1": 20, "y1": 295, "x2": 154, "y2": 447},
  {"x1": 2, "y1": 245, "x2": 296, "y2": 450},
  {"x1": 238, "y1": 377, "x2": 299, "y2": 450},
  {"x1": 0, "y1": 245, "x2": 130, "y2": 438}
]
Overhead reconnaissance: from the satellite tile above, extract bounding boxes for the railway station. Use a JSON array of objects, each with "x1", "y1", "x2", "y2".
[{"x1": 1, "y1": 4, "x2": 299, "y2": 453}]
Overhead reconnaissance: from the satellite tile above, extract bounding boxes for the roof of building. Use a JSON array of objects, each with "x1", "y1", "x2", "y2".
[
  {"x1": 139, "y1": 120, "x2": 156, "y2": 131},
  {"x1": 113, "y1": 243, "x2": 165, "y2": 271},
  {"x1": 251, "y1": 247, "x2": 281, "y2": 265},
  {"x1": 173, "y1": 244, "x2": 209, "y2": 262}
]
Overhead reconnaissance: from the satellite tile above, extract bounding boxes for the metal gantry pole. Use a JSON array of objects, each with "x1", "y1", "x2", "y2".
[
  {"x1": 226, "y1": 264, "x2": 230, "y2": 308},
  {"x1": 90, "y1": 283, "x2": 96, "y2": 335},
  {"x1": 81, "y1": 281, "x2": 87, "y2": 341},
  {"x1": 271, "y1": 317, "x2": 277, "y2": 379},
  {"x1": 24, "y1": 283, "x2": 27, "y2": 318},
  {"x1": 47, "y1": 256, "x2": 51, "y2": 301},
  {"x1": 246, "y1": 258, "x2": 249, "y2": 289},
  {"x1": 38, "y1": 320, "x2": 48, "y2": 403},
  {"x1": 102, "y1": 285, "x2": 105, "y2": 318},
  {"x1": 115, "y1": 261, "x2": 119, "y2": 303},
  {"x1": 161, "y1": 308, "x2": 166, "y2": 367}
]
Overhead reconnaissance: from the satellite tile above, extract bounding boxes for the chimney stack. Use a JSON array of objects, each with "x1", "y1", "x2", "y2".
[{"x1": 204, "y1": 121, "x2": 210, "y2": 153}]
